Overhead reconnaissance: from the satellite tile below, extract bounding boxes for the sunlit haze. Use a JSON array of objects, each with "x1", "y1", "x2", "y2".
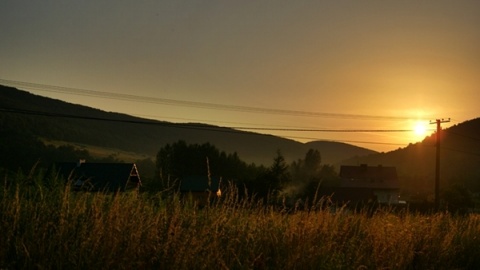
[
  {"x1": 413, "y1": 121, "x2": 428, "y2": 139},
  {"x1": 1, "y1": 1, "x2": 479, "y2": 152}
]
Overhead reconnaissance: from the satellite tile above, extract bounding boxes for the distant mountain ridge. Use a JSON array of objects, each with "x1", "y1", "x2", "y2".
[{"x1": 0, "y1": 85, "x2": 376, "y2": 165}]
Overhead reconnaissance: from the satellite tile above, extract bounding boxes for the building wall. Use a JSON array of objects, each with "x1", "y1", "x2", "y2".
[{"x1": 373, "y1": 190, "x2": 399, "y2": 204}]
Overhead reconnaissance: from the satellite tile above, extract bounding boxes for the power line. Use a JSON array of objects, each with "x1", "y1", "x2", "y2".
[
  {"x1": 0, "y1": 107, "x2": 422, "y2": 133},
  {"x1": 0, "y1": 79, "x2": 442, "y2": 151},
  {"x1": 282, "y1": 135, "x2": 407, "y2": 146},
  {"x1": 133, "y1": 113, "x2": 434, "y2": 132},
  {"x1": 235, "y1": 127, "x2": 415, "y2": 132},
  {"x1": 0, "y1": 107, "x2": 239, "y2": 133},
  {"x1": 286, "y1": 134, "x2": 480, "y2": 155},
  {"x1": 445, "y1": 130, "x2": 480, "y2": 143},
  {"x1": 4, "y1": 107, "x2": 479, "y2": 156},
  {"x1": 132, "y1": 113, "x2": 339, "y2": 130},
  {"x1": 0, "y1": 78, "x2": 428, "y2": 121},
  {"x1": 441, "y1": 146, "x2": 480, "y2": 157}
]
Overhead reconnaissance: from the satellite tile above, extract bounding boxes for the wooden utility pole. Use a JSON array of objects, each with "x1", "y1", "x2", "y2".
[{"x1": 430, "y1": 118, "x2": 450, "y2": 211}]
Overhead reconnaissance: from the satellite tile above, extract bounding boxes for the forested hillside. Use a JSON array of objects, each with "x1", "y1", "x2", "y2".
[
  {"x1": 342, "y1": 118, "x2": 480, "y2": 197},
  {"x1": 0, "y1": 85, "x2": 375, "y2": 167}
]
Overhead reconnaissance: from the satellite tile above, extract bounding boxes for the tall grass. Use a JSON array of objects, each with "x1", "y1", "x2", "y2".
[{"x1": 1, "y1": 173, "x2": 480, "y2": 269}]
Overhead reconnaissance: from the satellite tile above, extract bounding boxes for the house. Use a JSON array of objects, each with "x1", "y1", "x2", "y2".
[
  {"x1": 53, "y1": 161, "x2": 141, "y2": 192},
  {"x1": 179, "y1": 175, "x2": 222, "y2": 204},
  {"x1": 333, "y1": 164, "x2": 400, "y2": 205}
]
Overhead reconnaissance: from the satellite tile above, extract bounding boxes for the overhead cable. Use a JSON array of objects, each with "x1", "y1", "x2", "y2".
[
  {"x1": 0, "y1": 107, "x2": 422, "y2": 133},
  {"x1": 0, "y1": 78, "x2": 428, "y2": 121}
]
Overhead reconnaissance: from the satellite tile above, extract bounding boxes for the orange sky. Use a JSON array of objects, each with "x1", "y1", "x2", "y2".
[{"x1": 1, "y1": 1, "x2": 479, "y2": 152}]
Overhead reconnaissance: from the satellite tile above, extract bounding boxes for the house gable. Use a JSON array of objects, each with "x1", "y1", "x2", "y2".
[
  {"x1": 339, "y1": 164, "x2": 399, "y2": 189},
  {"x1": 53, "y1": 162, "x2": 141, "y2": 192},
  {"x1": 335, "y1": 164, "x2": 400, "y2": 204}
]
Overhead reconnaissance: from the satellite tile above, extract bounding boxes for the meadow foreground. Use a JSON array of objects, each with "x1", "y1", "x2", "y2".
[{"x1": 1, "y1": 177, "x2": 479, "y2": 269}]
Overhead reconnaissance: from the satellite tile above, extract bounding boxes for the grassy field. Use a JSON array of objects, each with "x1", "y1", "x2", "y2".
[{"x1": 1, "y1": 173, "x2": 480, "y2": 269}]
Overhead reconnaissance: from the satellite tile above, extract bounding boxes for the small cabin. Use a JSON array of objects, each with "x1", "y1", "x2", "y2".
[
  {"x1": 53, "y1": 161, "x2": 141, "y2": 192},
  {"x1": 335, "y1": 164, "x2": 400, "y2": 205}
]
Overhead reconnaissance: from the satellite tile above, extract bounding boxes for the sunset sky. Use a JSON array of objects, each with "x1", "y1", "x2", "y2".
[{"x1": 1, "y1": 1, "x2": 479, "y2": 152}]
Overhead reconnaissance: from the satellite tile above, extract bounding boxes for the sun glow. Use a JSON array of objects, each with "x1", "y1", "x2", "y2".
[{"x1": 413, "y1": 121, "x2": 428, "y2": 137}]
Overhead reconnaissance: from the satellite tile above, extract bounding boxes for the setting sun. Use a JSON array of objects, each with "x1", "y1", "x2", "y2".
[{"x1": 413, "y1": 121, "x2": 428, "y2": 137}]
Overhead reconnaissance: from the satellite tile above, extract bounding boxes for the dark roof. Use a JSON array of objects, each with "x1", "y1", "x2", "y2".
[
  {"x1": 339, "y1": 164, "x2": 399, "y2": 189},
  {"x1": 53, "y1": 162, "x2": 141, "y2": 191},
  {"x1": 179, "y1": 176, "x2": 221, "y2": 192}
]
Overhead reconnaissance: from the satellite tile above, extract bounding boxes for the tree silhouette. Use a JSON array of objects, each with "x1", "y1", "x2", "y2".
[
  {"x1": 257, "y1": 150, "x2": 290, "y2": 198},
  {"x1": 155, "y1": 140, "x2": 255, "y2": 190},
  {"x1": 289, "y1": 149, "x2": 339, "y2": 199}
]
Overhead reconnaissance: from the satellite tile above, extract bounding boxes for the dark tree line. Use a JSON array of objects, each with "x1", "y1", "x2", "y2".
[
  {"x1": 287, "y1": 149, "x2": 339, "y2": 199},
  {"x1": 2, "y1": 131, "x2": 475, "y2": 210},
  {"x1": 154, "y1": 141, "x2": 258, "y2": 193},
  {"x1": 153, "y1": 140, "x2": 339, "y2": 200}
]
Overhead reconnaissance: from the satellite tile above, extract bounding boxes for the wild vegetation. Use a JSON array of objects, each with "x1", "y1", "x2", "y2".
[
  {"x1": 152, "y1": 141, "x2": 339, "y2": 201},
  {"x1": 3, "y1": 85, "x2": 480, "y2": 203},
  {"x1": 1, "y1": 170, "x2": 480, "y2": 269},
  {"x1": 2, "y1": 85, "x2": 480, "y2": 268}
]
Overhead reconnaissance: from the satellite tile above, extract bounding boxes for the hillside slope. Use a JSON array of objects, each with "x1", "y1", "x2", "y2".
[
  {"x1": 342, "y1": 118, "x2": 480, "y2": 195},
  {"x1": 305, "y1": 141, "x2": 376, "y2": 165},
  {"x1": 0, "y1": 85, "x2": 376, "y2": 165}
]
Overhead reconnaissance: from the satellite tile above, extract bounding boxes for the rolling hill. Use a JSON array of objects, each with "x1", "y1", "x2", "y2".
[
  {"x1": 342, "y1": 118, "x2": 480, "y2": 196},
  {"x1": 0, "y1": 85, "x2": 376, "y2": 167},
  {"x1": 2, "y1": 85, "x2": 479, "y2": 197}
]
